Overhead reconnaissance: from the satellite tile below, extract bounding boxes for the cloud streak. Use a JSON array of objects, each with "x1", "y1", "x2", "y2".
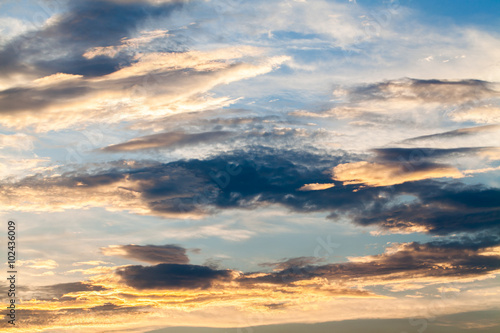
[{"x1": 102, "y1": 131, "x2": 234, "y2": 152}]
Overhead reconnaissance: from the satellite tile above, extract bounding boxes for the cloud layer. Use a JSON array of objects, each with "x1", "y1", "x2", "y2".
[{"x1": 2, "y1": 148, "x2": 499, "y2": 236}]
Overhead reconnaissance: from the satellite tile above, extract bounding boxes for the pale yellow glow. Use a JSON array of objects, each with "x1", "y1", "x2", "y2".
[
  {"x1": 297, "y1": 183, "x2": 335, "y2": 191},
  {"x1": 17, "y1": 259, "x2": 58, "y2": 269}
]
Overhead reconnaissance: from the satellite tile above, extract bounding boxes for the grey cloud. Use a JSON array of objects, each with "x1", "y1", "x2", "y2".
[
  {"x1": 33, "y1": 282, "x2": 108, "y2": 301},
  {"x1": 0, "y1": 84, "x2": 90, "y2": 114},
  {"x1": 346, "y1": 78, "x2": 499, "y2": 104}
]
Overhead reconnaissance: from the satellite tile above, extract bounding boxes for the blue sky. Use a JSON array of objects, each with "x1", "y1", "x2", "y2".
[{"x1": 0, "y1": 0, "x2": 499, "y2": 332}]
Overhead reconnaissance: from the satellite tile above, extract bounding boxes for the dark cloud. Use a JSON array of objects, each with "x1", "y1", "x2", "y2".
[
  {"x1": 116, "y1": 263, "x2": 234, "y2": 289},
  {"x1": 355, "y1": 181, "x2": 500, "y2": 235},
  {"x1": 425, "y1": 231, "x2": 500, "y2": 251},
  {"x1": 0, "y1": 0, "x2": 183, "y2": 78},
  {"x1": 370, "y1": 147, "x2": 497, "y2": 163},
  {"x1": 102, "y1": 131, "x2": 234, "y2": 152},
  {"x1": 101, "y1": 244, "x2": 190, "y2": 264}
]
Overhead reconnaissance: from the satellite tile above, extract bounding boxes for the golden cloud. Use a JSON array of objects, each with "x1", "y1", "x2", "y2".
[
  {"x1": 3, "y1": 239, "x2": 500, "y2": 332},
  {"x1": 332, "y1": 161, "x2": 464, "y2": 187}
]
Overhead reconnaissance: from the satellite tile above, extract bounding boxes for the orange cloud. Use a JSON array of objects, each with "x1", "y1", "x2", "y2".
[
  {"x1": 3, "y1": 239, "x2": 500, "y2": 332},
  {"x1": 332, "y1": 161, "x2": 464, "y2": 187}
]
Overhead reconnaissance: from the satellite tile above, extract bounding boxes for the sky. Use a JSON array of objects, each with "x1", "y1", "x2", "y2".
[{"x1": 0, "y1": 0, "x2": 499, "y2": 332}]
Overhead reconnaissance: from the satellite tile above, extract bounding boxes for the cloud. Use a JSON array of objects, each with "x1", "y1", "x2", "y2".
[
  {"x1": 293, "y1": 78, "x2": 500, "y2": 125},
  {"x1": 332, "y1": 161, "x2": 463, "y2": 187},
  {"x1": 332, "y1": 147, "x2": 500, "y2": 187},
  {"x1": 1, "y1": 0, "x2": 500, "y2": 331},
  {"x1": 345, "y1": 78, "x2": 497, "y2": 104},
  {"x1": 370, "y1": 147, "x2": 499, "y2": 162},
  {"x1": 0, "y1": 47, "x2": 288, "y2": 131},
  {"x1": 32, "y1": 282, "x2": 108, "y2": 301},
  {"x1": 0, "y1": 156, "x2": 50, "y2": 181},
  {"x1": 116, "y1": 263, "x2": 235, "y2": 289},
  {"x1": 102, "y1": 130, "x2": 234, "y2": 152},
  {"x1": 18, "y1": 259, "x2": 58, "y2": 270},
  {"x1": 1, "y1": 147, "x2": 499, "y2": 236},
  {"x1": 0, "y1": 133, "x2": 35, "y2": 150},
  {"x1": 402, "y1": 125, "x2": 500, "y2": 143},
  {"x1": 354, "y1": 181, "x2": 500, "y2": 235},
  {"x1": 450, "y1": 104, "x2": 500, "y2": 124},
  {"x1": 14, "y1": 236, "x2": 500, "y2": 329},
  {"x1": 105, "y1": 0, "x2": 188, "y2": 4},
  {"x1": 0, "y1": 161, "x2": 210, "y2": 218},
  {"x1": 0, "y1": 0, "x2": 184, "y2": 80},
  {"x1": 0, "y1": 1, "x2": 291, "y2": 133},
  {"x1": 259, "y1": 257, "x2": 325, "y2": 271},
  {"x1": 73, "y1": 261, "x2": 112, "y2": 267},
  {"x1": 101, "y1": 244, "x2": 190, "y2": 264},
  {"x1": 9, "y1": 234, "x2": 500, "y2": 331},
  {"x1": 0, "y1": 17, "x2": 31, "y2": 46},
  {"x1": 297, "y1": 183, "x2": 335, "y2": 191},
  {"x1": 478, "y1": 148, "x2": 500, "y2": 161},
  {"x1": 241, "y1": 236, "x2": 500, "y2": 288},
  {"x1": 0, "y1": 148, "x2": 339, "y2": 218},
  {"x1": 82, "y1": 29, "x2": 171, "y2": 59}
]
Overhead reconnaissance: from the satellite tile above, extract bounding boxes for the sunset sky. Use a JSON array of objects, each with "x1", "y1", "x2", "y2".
[{"x1": 0, "y1": 0, "x2": 499, "y2": 332}]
